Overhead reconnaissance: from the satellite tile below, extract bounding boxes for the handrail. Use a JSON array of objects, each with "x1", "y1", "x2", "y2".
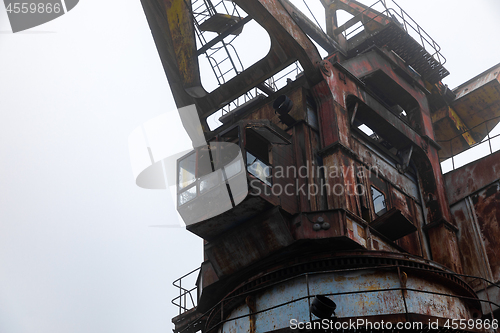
[
  {"x1": 337, "y1": 0, "x2": 446, "y2": 67},
  {"x1": 438, "y1": 115, "x2": 500, "y2": 171},
  {"x1": 172, "y1": 267, "x2": 201, "y2": 315}
]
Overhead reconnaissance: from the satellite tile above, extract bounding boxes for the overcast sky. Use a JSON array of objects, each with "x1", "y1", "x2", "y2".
[{"x1": 0, "y1": 1, "x2": 499, "y2": 333}]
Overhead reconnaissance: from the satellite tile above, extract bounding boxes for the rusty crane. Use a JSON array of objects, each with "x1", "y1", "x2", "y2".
[{"x1": 139, "y1": 0, "x2": 500, "y2": 331}]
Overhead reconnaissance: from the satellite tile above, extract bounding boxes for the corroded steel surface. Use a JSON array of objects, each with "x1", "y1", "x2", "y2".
[
  {"x1": 434, "y1": 63, "x2": 500, "y2": 158},
  {"x1": 340, "y1": 48, "x2": 432, "y2": 138},
  {"x1": 432, "y1": 106, "x2": 477, "y2": 159},
  {"x1": 446, "y1": 150, "x2": 500, "y2": 315},
  {"x1": 217, "y1": 270, "x2": 472, "y2": 333},
  {"x1": 205, "y1": 208, "x2": 293, "y2": 277},
  {"x1": 317, "y1": 60, "x2": 455, "y2": 235},
  {"x1": 445, "y1": 149, "x2": 500, "y2": 205},
  {"x1": 450, "y1": 181, "x2": 500, "y2": 316}
]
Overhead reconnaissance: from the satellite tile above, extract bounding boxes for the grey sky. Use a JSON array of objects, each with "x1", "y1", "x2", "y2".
[{"x1": 0, "y1": 1, "x2": 499, "y2": 333}]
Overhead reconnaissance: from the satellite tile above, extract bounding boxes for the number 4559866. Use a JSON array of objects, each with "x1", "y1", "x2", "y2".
[
  {"x1": 6, "y1": 2, "x2": 62, "y2": 14},
  {"x1": 444, "y1": 319, "x2": 498, "y2": 330}
]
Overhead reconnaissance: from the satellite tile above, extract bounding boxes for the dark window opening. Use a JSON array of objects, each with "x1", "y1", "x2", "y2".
[
  {"x1": 356, "y1": 123, "x2": 398, "y2": 156},
  {"x1": 246, "y1": 128, "x2": 272, "y2": 186},
  {"x1": 362, "y1": 71, "x2": 420, "y2": 130}
]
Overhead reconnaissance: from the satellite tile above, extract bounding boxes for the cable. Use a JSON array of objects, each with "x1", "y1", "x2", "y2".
[{"x1": 302, "y1": 0, "x2": 323, "y2": 30}]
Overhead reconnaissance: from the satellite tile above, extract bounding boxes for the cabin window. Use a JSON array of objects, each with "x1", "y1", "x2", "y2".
[
  {"x1": 177, "y1": 123, "x2": 289, "y2": 207},
  {"x1": 177, "y1": 136, "x2": 244, "y2": 207},
  {"x1": 371, "y1": 186, "x2": 387, "y2": 217},
  {"x1": 178, "y1": 147, "x2": 216, "y2": 206}
]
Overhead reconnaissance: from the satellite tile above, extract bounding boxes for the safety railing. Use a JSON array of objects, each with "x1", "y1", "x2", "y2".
[
  {"x1": 265, "y1": 61, "x2": 303, "y2": 92},
  {"x1": 191, "y1": 0, "x2": 247, "y2": 88},
  {"x1": 172, "y1": 267, "x2": 201, "y2": 315},
  {"x1": 337, "y1": 0, "x2": 446, "y2": 67},
  {"x1": 438, "y1": 116, "x2": 500, "y2": 172},
  {"x1": 207, "y1": 61, "x2": 303, "y2": 130}
]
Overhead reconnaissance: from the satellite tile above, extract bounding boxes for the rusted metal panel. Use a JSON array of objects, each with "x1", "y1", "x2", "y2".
[
  {"x1": 413, "y1": 200, "x2": 431, "y2": 260},
  {"x1": 291, "y1": 211, "x2": 344, "y2": 240},
  {"x1": 314, "y1": 86, "x2": 342, "y2": 147},
  {"x1": 205, "y1": 208, "x2": 293, "y2": 277},
  {"x1": 471, "y1": 182, "x2": 500, "y2": 283},
  {"x1": 450, "y1": 64, "x2": 500, "y2": 139},
  {"x1": 450, "y1": 200, "x2": 491, "y2": 289},
  {"x1": 345, "y1": 217, "x2": 367, "y2": 248},
  {"x1": 340, "y1": 48, "x2": 431, "y2": 137},
  {"x1": 444, "y1": 149, "x2": 500, "y2": 205},
  {"x1": 218, "y1": 270, "x2": 473, "y2": 333},
  {"x1": 323, "y1": 63, "x2": 434, "y2": 157},
  {"x1": 394, "y1": 197, "x2": 423, "y2": 257},
  {"x1": 322, "y1": 151, "x2": 349, "y2": 211},
  {"x1": 389, "y1": 185, "x2": 412, "y2": 220},
  {"x1": 164, "y1": 0, "x2": 203, "y2": 96},
  {"x1": 394, "y1": 226, "x2": 421, "y2": 257},
  {"x1": 426, "y1": 223, "x2": 463, "y2": 274},
  {"x1": 241, "y1": 86, "x2": 307, "y2": 132},
  {"x1": 432, "y1": 106, "x2": 476, "y2": 145},
  {"x1": 450, "y1": 180, "x2": 500, "y2": 315},
  {"x1": 271, "y1": 141, "x2": 298, "y2": 214},
  {"x1": 198, "y1": 260, "x2": 220, "y2": 300},
  {"x1": 452, "y1": 64, "x2": 500, "y2": 121},
  {"x1": 433, "y1": 63, "x2": 500, "y2": 158},
  {"x1": 432, "y1": 106, "x2": 477, "y2": 159},
  {"x1": 404, "y1": 275, "x2": 470, "y2": 319},
  {"x1": 350, "y1": 135, "x2": 421, "y2": 202},
  {"x1": 292, "y1": 124, "x2": 312, "y2": 212},
  {"x1": 477, "y1": 285, "x2": 500, "y2": 314},
  {"x1": 186, "y1": 194, "x2": 273, "y2": 241},
  {"x1": 303, "y1": 127, "x2": 319, "y2": 211},
  {"x1": 140, "y1": 0, "x2": 197, "y2": 110},
  {"x1": 370, "y1": 233, "x2": 400, "y2": 252},
  {"x1": 316, "y1": 63, "x2": 458, "y2": 261},
  {"x1": 413, "y1": 144, "x2": 455, "y2": 226},
  {"x1": 309, "y1": 128, "x2": 324, "y2": 210},
  {"x1": 454, "y1": 63, "x2": 500, "y2": 100}
]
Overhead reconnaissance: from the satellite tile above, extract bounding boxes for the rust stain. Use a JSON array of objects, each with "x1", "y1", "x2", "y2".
[{"x1": 245, "y1": 295, "x2": 256, "y2": 333}]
